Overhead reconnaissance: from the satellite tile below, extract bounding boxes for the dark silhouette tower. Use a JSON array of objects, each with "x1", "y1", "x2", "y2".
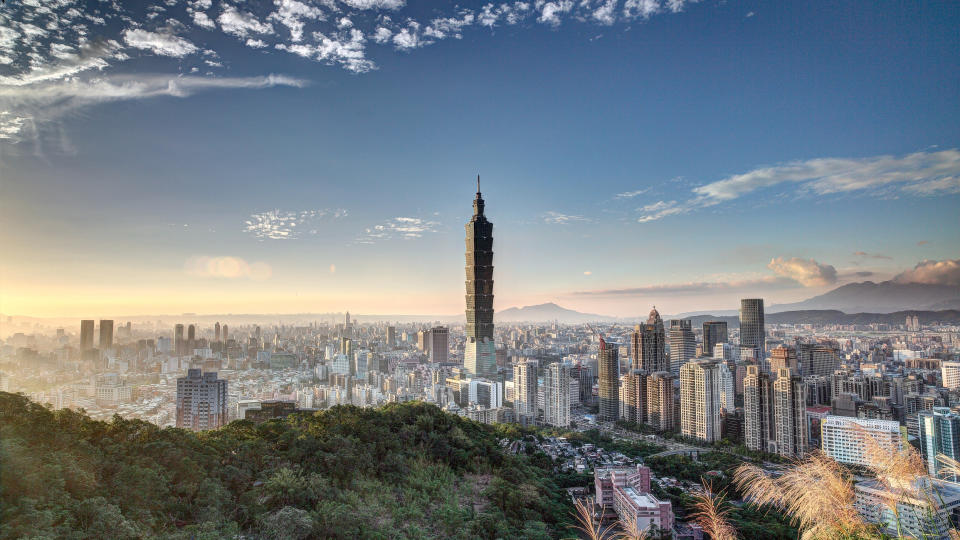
[{"x1": 464, "y1": 175, "x2": 496, "y2": 378}]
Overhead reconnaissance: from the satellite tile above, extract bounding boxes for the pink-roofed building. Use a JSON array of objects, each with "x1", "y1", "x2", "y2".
[{"x1": 594, "y1": 465, "x2": 672, "y2": 533}]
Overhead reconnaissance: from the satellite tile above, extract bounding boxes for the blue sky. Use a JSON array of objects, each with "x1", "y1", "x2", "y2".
[{"x1": 1, "y1": 0, "x2": 958, "y2": 317}]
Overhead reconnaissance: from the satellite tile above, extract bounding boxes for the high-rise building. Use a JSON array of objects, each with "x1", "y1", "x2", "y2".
[
  {"x1": 513, "y1": 360, "x2": 538, "y2": 422},
  {"x1": 941, "y1": 362, "x2": 960, "y2": 391},
  {"x1": 176, "y1": 369, "x2": 228, "y2": 431},
  {"x1": 702, "y1": 321, "x2": 728, "y2": 357},
  {"x1": 646, "y1": 371, "x2": 676, "y2": 431},
  {"x1": 632, "y1": 308, "x2": 667, "y2": 372},
  {"x1": 214, "y1": 322, "x2": 221, "y2": 342},
  {"x1": 429, "y1": 326, "x2": 449, "y2": 364},
  {"x1": 598, "y1": 337, "x2": 620, "y2": 422},
  {"x1": 743, "y1": 365, "x2": 773, "y2": 453},
  {"x1": 680, "y1": 360, "x2": 723, "y2": 442},
  {"x1": 187, "y1": 324, "x2": 196, "y2": 350},
  {"x1": 770, "y1": 345, "x2": 799, "y2": 375},
  {"x1": 98, "y1": 319, "x2": 114, "y2": 350},
  {"x1": 544, "y1": 362, "x2": 571, "y2": 428},
  {"x1": 919, "y1": 407, "x2": 960, "y2": 479},
  {"x1": 717, "y1": 362, "x2": 735, "y2": 412},
  {"x1": 222, "y1": 324, "x2": 228, "y2": 342},
  {"x1": 799, "y1": 343, "x2": 840, "y2": 378},
  {"x1": 80, "y1": 320, "x2": 95, "y2": 351},
  {"x1": 417, "y1": 329, "x2": 431, "y2": 354},
  {"x1": 622, "y1": 369, "x2": 648, "y2": 424},
  {"x1": 773, "y1": 367, "x2": 808, "y2": 457},
  {"x1": 669, "y1": 319, "x2": 695, "y2": 375},
  {"x1": 174, "y1": 324, "x2": 185, "y2": 356},
  {"x1": 821, "y1": 416, "x2": 902, "y2": 466},
  {"x1": 739, "y1": 298, "x2": 766, "y2": 362},
  {"x1": 386, "y1": 326, "x2": 396, "y2": 348},
  {"x1": 464, "y1": 177, "x2": 496, "y2": 379}
]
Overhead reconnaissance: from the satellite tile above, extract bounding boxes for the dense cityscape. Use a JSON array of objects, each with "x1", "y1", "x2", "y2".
[
  {"x1": 3, "y1": 0, "x2": 959, "y2": 538},
  {"x1": 3, "y1": 185, "x2": 959, "y2": 539}
]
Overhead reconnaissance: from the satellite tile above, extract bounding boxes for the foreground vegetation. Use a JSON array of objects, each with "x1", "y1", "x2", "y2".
[{"x1": 0, "y1": 392, "x2": 571, "y2": 539}]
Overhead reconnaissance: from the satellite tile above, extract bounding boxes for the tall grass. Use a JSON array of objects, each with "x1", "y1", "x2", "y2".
[{"x1": 690, "y1": 479, "x2": 737, "y2": 540}]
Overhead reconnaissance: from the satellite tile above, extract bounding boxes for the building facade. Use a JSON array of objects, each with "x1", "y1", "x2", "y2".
[
  {"x1": 821, "y1": 416, "x2": 902, "y2": 466},
  {"x1": 176, "y1": 369, "x2": 228, "y2": 431},
  {"x1": 464, "y1": 178, "x2": 496, "y2": 379},
  {"x1": 739, "y1": 298, "x2": 766, "y2": 363},
  {"x1": 544, "y1": 362, "x2": 571, "y2": 428},
  {"x1": 598, "y1": 337, "x2": 620, "y2": 422},
  {"x1": 680, "y1": 360, "x2": 723, "y2": 442},
  {"x1": 632, "y1": 308, "x2": 667, "y2": 373},
  {"x1": 669, "y1": 319, "x2": 696, "y2": 375}
]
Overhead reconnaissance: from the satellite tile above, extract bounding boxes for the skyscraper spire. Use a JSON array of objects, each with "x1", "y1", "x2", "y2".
[{"x1": 477, "y1": 174, "x2": 480, "y2": 195}]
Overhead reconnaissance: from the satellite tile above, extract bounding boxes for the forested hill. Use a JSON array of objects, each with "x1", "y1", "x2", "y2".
[{"x1": 0, "y1": 392, "x2": 570, "y2": 539}]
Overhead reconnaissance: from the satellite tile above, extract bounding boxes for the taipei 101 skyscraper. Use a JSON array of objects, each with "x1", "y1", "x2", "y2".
[{"x1": 464, "y1": 176, "x2": 496, "y2": 379}]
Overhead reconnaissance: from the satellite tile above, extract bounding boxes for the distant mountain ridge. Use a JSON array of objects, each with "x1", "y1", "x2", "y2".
[
  {"x1": 769, "y1": 281, "x2": 960, "y2": 314},
  {"x1": 497, "y1": 302, "x2": 618, "y2": 323}
]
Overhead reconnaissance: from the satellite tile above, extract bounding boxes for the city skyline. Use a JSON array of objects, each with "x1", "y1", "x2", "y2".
[{"x1": 2, "y1": 1, "x2": 959, "y2": 318}]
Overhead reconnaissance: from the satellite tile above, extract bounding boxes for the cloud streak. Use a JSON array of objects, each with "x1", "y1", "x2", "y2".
[
  {"x1": 357, "y1": 216, "x2": 441, "y2": 243},
  {"x1": 627, "y1": 149, "x2": 960, "y2": 224},
  {"x1": 244, "y1": 208, "x2": 348, "y2": 240}
]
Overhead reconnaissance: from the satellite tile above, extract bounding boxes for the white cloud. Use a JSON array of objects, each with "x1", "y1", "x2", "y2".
[
  {"x1": 693, "y1": 149, "x2": 960, "y2": 204},
  {"x1": 894, "y1": 259, "x2": 960, "y2": 287},
  {"x1": 372, "y1": 26, "x2": 393, "y2": 43},
  {"x1": 636, "y1": 200, "x2": 689, "y2": 223},
  {"x1": 123, "y1": 29, "x2": 199, "y2": 57},
  {"x1": 218, "y1": 6, "x2": 276, "y2": 38},
  {"x1": 340, "y1": 0, "x2": 405, "y2": 9},
  {"x1": 623, "y1": 149, "x2": 960, "y2": 224},
  {"x1": 269, "y1": 0, "x2": 326, "y2": 42},
  {"x1": 543, "y1": 211, "x2": 591, "y2": 224},
  {"x1": 185, "y1": 256, "x2": 272, "y2": 280},
  {"x1": 244, "y1": 208, "x2": 348, "y2": 240},
  {"x1": 277, "y1": 28, "x2": 374, "y2": 72},
  {"x1": 246, "y1": 38, "x2": 269, "y2": 48},
  {"x1": 357, "y1": 216, "x2": 440, "y2": 243},
  {"x1": 0, "y1": 74, "x2": 305, "y2": 142},
  {"x1": 393, "y1": 22, "x2": 427, "y2": 49},
  {"x1": 192, "y1": 11, "x2": 216, "y2": 29},
  {"x1": 624, "y1": 0, "x2": 659, "y2": 19},
  {"x1": 767, "y1": 257, "x2": 837, "y2": 287},
  {"x1": 592, "y1": 0, "x2": 618, "y2": 25},
  {"x1": 538, "y1": 1, "x2": 574, "y2": 26},
  {"x1": 615, "y1": 188, "x2": 649, "y2": 198}
]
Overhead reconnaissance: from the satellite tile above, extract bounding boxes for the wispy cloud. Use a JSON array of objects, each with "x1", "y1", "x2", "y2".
[
  {"x1": 543, "y1": 211, "x2": 592, "y2": 224},
  {"x1": 573, "y1": 254, "x2": 842, "y2": 297},
  {"x1": 626, "y1": 149, "x2": 960, "y2": 224},
  {"x1": 853, "y1": 251, "x2": 892, "y2": 260},
  {"x1": 243, "y1": 208, "x2": 348, "y2": 240},
  {"x1": 357, "y1": 216, "x2": 441, "y2": 243},
  {"x1": 0, "y1": 73, "x2": 304, "y2": 144},
  {"x1": 184, "y1": 255, "x2": 272, "y2": 280},
  {"x1": 571, "y1": 276, "x2": 793, "y2": 297},
  {"x1": 636, "y1": 200, "x2": 691, "y2": 223},
  {"x1": 615, "y1": 188, "x2": 649, "y2": 199}
]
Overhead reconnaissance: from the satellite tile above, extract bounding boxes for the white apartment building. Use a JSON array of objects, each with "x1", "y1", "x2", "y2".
[{"x1": 821, "y1": 416, "x2": 902, "y2": 466}]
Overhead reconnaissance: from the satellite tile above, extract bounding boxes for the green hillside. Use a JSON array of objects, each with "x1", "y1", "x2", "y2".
[{"x1": 0, "y1": 392, "x2": 571, "y2": 539}]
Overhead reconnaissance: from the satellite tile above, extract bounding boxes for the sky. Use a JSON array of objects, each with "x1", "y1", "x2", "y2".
[{"x1": 0, "y1": 0, "x2": 959, "y2": 319}]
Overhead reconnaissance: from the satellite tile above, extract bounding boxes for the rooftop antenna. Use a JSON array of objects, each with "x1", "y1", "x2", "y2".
[{"x1": 476, "y1": 174, "x2": 480, "y2": 194}]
